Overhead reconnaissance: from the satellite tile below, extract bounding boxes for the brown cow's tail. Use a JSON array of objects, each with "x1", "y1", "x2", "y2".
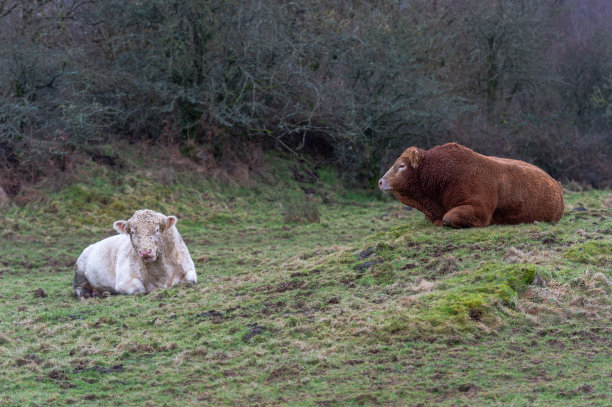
[{"x1": 73, "y1": 265, "x2": 92, "y2": 299}]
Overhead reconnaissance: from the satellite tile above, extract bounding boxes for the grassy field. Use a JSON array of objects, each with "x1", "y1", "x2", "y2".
[{"x1": 1, "y1": 150, "x2": 611, "y2": 406}]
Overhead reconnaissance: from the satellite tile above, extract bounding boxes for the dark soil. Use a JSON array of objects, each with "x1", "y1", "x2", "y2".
[
  {"x1": 32, "y1": 288, "x2": 47, "y2": 298},
  {"x1": 359, "y1": 248, "x2": 376, "y2": 259},
  {"x1": 354, "y1": 260, "x2": 383, "y2": 271},
  {"x1": 75, "y1": 364, "x2": 124, "y2": 374},
  {"x1": 197, "y1": 310, "x2": 224, "y2": 324},
  {"x1": 242, "y1": 324, "x2": 267, "y2": 342}
]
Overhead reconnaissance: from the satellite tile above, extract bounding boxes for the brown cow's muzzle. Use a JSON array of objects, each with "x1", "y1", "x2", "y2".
[{"x1": 378, "y1": 177, "x2": 392, "y2": 192}]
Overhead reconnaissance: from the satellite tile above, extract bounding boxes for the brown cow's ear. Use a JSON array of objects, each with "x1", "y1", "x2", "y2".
[
  {"x1": 406, "y1": 147, "x2": 422, "y2": 168},
  {"x1": 114, "y1": 220, "x2": 129, "y2": 234}
]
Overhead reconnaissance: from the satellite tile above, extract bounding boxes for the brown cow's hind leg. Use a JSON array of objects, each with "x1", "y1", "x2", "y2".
[{"x1": 442, "y1": 204, "x2": 492, "y2": 228}]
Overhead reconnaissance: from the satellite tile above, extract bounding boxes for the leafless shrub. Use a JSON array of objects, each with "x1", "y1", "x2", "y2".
[{"x1": 0, "y1": 0, "x2": 610, "y2": 191}]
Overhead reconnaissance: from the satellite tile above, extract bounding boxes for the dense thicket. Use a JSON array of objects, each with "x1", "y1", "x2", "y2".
[{"x1": 1, "y1": 0, "x2": 610, "y2": 193}]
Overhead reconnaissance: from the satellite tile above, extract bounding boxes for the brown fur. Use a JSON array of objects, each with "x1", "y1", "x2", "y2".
[{"x1": 378, "y1": 143, "x2": 564, "y2": 228}]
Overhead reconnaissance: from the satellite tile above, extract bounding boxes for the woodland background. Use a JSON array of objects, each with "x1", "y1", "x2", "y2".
[{"x1": 1, "y1": 0, "x2": 611, "y2": 195}]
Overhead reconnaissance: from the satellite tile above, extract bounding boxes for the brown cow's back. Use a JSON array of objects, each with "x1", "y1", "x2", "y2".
[{"x1": 483, "y1": 156, "x2": 564, "y2": 224}]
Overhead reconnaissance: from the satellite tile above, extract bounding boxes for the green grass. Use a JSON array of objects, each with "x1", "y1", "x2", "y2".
[{"x1": 1, "y1": 152, "x2": 611, "y2": 406}]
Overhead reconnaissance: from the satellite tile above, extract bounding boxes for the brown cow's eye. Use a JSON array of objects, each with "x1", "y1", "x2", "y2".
[{"x1": 398, "y1": 163, "x2": 406, "y2": 169}]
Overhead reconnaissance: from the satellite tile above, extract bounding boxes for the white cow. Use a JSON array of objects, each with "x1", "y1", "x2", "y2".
[{"x1": 74, "y1": 209, "x2": 197, "y2": 298}]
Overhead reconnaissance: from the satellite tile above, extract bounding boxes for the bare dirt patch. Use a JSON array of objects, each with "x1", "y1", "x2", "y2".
[
  {"x1": 242, "y1": 324, "x2": 267, "y2": 342},
  {"x1": 354, "y1": 260, "x2": 383, "y2": 271},
  {"x1": 32, "y1": 288, "x2": 48, "y2": 298},
  {"x1": 74, "y1": 364, "x2": 124, "y2": 374},
  {"x1": 267, "y1": 366, "x2": 302, "y2": 382}
]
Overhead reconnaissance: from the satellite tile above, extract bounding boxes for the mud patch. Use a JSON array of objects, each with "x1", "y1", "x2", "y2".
[
  {"x1": 32, "y1": 288, "x2": 47, "y2": 298},
  {"x1": 469, "y1": 308, "x2": 483, "y2": 321},
  {"x1": 197, "y1": 310, "x2": 224, "y2": 324},
  {"x1": 16, "y1": 354, "x2": 43, "y2": 367},
  {"x1": 242, "y1": 324, "x2": 267, "y2": 342},
  {"x1": 540, "y1": 235, "x2": 558, "y2": 245},
  {"x1": 352, "y1": 394, "x2": 379, "y2": 405},
  {"x1": 48, "y1": 369, "x2": 68, "y2": 381},
  {"x1": 425, "y1": 255, "x2": 457, "y2": 278},
  {"x1": 92, "y1": 317, "x2": 115, "y2": 328},
  {"x1": 267, "y1": 366, "x2": 302, "y2": 382},
  {"x1": 354, "y1": 260, "x2": 383, "y2": 272},
  {"x1": 359, "y1": 247, "x2": 376, "y2": 259},
  {"x1": 457, "y1": 383, "x2": 481, "y2": 394},
  {"x1": 559, "y1": 384, "x2": 594, "y2": 397},
  {"x1": 401, "y1": 263, "x2": 417, "y2": 270},
  {"x1": 275, "y1": 280, "x2": 306, "y2": 293},
  {"x1": 431, "y1": 243, "x2": 459, "y2": 258},
  {"x1": 0, "y1": 332, "x2": 11, "y2": 344},
  {"x1": 253, "y1": 279, "x2": 310, "y2": 294},
  {"x1": 75, "y1": 364, "x2": 124, "y2": 374}
]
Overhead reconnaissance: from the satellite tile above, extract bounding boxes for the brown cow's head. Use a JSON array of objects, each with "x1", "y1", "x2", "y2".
[
  {"x1": 378, "y1": 147, "x2": 423, "y2": 194},
  {"x1": 113, "y1": 210, "x2": 177, "y2": 262}
]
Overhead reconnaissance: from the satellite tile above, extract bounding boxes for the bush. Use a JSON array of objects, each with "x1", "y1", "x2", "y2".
[{"x1": 1, "y1": 0, "x2": 610, "y2": 193}]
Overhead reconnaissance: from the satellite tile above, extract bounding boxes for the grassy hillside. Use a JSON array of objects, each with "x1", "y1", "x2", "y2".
[{"x1": 1, "y1": 150, "x2": 611, "y2": 406}]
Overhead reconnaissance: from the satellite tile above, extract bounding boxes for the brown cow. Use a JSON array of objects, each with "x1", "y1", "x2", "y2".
[{"x1": 378, "y1": 143, "x2": 564, "y2": 228}]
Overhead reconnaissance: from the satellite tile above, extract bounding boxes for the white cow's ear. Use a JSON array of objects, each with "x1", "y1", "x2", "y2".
[
  {"x1": 114, "y1": 220, "x2": 129, "y2": 234},
  {"x1": 165, "y1": 216, "x2": 177, "y2": 230}
]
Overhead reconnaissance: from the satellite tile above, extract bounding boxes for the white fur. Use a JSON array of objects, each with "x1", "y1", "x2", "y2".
[{"x1": 74, "y1": 212, "x2": 197, "y2": 297}]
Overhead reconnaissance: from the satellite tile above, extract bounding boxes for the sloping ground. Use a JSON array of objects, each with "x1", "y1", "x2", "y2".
[{"x1": 0, "y1": 154, "x2": 610, "y2": 406}]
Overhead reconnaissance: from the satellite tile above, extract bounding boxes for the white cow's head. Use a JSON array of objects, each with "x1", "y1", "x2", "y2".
[{"x1": 114, "y1": 210, "x2": 177, "y2": 262}]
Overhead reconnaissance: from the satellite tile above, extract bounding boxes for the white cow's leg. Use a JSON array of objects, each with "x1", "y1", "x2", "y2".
[
  {"x1": 114, "y1": 256, "x2": 147, "y2": 294},
  {"x1": 184, "y1": 268, "x2": 197, "y2": 284},
  {"x1": 168, "y1": 263, "x2": 197, "y2": 286},
  {"x1": 114, "y1": 259, "x2": 146, "y2": 294},
  {"x1": 115, "y1": 278, "x2": 146, "y2": 295}
]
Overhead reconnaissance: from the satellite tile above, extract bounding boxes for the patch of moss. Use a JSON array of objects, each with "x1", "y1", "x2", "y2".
[
  {"x1": 564, "y1": 241, "x2": 612, "y2": 266},
  {"x1": 389, "y1": 225, "x2": 410, "y2": 239},
  {"x1": 384, "y1": 263, "x2": 537, "y2": 338}
]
